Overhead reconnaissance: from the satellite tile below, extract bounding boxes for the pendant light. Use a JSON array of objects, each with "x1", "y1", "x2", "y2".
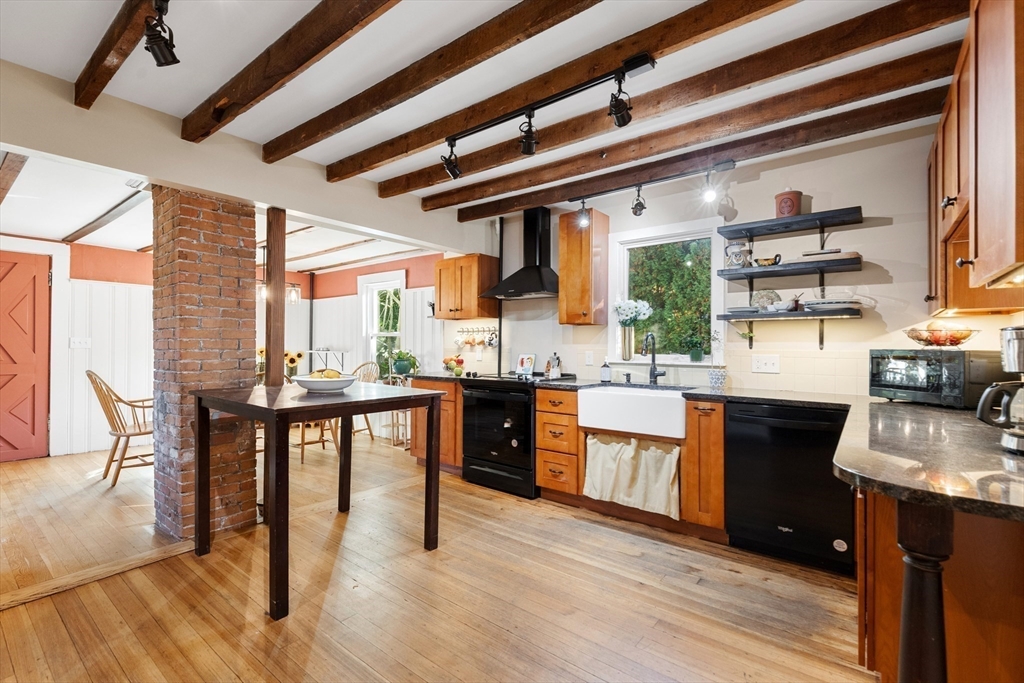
[{"x1": 257, "y1": 246, "x2": 268, "y2": 300}]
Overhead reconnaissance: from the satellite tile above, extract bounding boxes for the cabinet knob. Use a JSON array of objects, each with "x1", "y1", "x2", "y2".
[
  {"x1": 941, "y1": 195, "x2": 957, "y2": 209},
  {"x1": 581, "y1": 311, "x2": 588, "y2": 317},
  {"x1": 924, "y1": 294, "x2": 937, "y2": 302},
  {"x1": 955, "y1": 258, "x2": 974, "y2": 269}
]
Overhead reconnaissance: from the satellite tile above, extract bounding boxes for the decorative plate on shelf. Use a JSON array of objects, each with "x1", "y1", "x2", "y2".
[{"x1": 750, "y1": 289, "x2": 782, "y2": 311}]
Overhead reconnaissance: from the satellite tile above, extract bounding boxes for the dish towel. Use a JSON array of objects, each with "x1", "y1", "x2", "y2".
[{"x1": 582, "y1": 433, "x2": 680, "y2": 520}]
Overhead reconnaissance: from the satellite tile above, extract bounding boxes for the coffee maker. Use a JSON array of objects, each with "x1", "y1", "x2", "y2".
[{"x1": 977, "y1": 326, "x2": 1024, "y2": 454}]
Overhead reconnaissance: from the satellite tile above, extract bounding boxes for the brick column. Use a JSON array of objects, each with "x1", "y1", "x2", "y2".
[{"x1": 152, "y1": 186, "x2": 258, "y2": 540}]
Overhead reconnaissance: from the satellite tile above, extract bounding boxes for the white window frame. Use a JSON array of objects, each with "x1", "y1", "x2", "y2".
[
  {"x1": 607, "y1": 216, "x2": 725, "y2": 367},
  {"x1": 358, "y1": 270, "x2": 406, "y2": 370}
]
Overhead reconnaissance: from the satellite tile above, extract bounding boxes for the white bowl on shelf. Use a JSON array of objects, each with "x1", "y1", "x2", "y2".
[{"x1": 291, "y1": 374, "x2": 358, "y2": 393}]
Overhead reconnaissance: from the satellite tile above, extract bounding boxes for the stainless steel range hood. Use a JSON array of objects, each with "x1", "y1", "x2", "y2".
[{"x1": 482, "y1": 207, "x2": 558, "y2": 299}]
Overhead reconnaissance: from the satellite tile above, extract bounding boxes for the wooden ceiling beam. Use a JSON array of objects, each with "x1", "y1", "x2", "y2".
[
  {"x1": 298, "y1": 249, "x2": 425, "y2": 273},
  {"x1": 62, "y1": 191, "x2": 149, "y2": 242},
  {"x1": 324, "y1": 0, "x2": 798, "y2": 182},
  {"x1": 285, "y1": 238, "x2": 378, "y2": 263},
  {"x1": 74, "y1": 0, "x2": 152, "y2": 109},
  {"x1": 385, "y1": 0, "x2": 968, "y2": 199},
  {"x1": 456, "y1": 87, "x2": 947, "y2": 222},
  {"x1": 262, "y1": 0, "x2": 602, "y2": 164},
  {"x1": 181, "y1": 0, "x2": 400, "y2": 143},
  {"x1": 256, "y1": 225, "x2": 316, "y2": 247},
  {"x1": 0, "y1": 152, "x2": 29, "y2": 205},
  {"x1": 423, "y1": 42, "x2": 960, "y2": 210}
]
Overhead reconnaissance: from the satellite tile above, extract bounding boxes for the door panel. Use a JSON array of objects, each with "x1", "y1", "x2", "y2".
[{"x1": 0, "y1": 251, "x2": 50, "y2": 460}]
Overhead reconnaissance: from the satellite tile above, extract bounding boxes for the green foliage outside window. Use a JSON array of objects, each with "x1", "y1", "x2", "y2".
[
  {"x1": 627, "y1": 238, "x2": 711, "y2": 355},
  {"x1": 375, "y1": 288, "x2": 401, "y2": 376}
]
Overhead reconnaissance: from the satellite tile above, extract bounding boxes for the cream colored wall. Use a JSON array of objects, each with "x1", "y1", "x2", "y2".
[
  {"x1": 442, "y1": 128, "x2": 1023, "y2": 393},
  {"x1": 0, "y1": 60, "x2": 494, "y2": 256}
]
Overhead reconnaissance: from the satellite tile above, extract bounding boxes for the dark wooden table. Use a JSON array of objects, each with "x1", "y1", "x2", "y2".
[{"x1": 191, "y1": 382, "x2": 443, "y2": 619}]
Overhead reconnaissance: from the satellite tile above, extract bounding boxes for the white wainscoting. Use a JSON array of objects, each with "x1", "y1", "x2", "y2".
[
  {"x1": 255, "y1": 297, "x2": 312, "y2": 375},
  {"x1": 65, "y1": 280, "x2": 154, "y2": 455},
  {"x1": 401, "y1": 287, "x2": 443, "y2": 375}
]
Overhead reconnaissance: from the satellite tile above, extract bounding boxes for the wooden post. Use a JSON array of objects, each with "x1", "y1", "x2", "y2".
[
  {"x1": 265, "y1": 207, "x2": 287, "y2": 386},
  {"x1": 896, "y1": 500, "x2": 953, "y2": 683}
]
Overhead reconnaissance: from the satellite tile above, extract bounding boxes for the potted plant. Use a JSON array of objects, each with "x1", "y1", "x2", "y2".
[
  {"x1": 708, "y1": 330, "x2": 727, "y2": 388},
  {"x1": 685, "y1": 335, "x2": 706, "y2": 363},
  {"x1": 613, "y1": 299, "x2": 653, "y2": 361},
  {"x1": 390, "y1": 349, "x2": 419, "y2": 376}
]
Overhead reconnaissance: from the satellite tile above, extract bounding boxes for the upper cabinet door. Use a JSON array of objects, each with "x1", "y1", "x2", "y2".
[
  {"x1": 926, "y1": 143, "x2": 945, "y2": 314},
  {"x1": 937, "y1": 93, "x2": 960, "y2": 235},
  {"x1": 433, "y1": 254, "x2": 499, "y2": 320},
  {"x1": 435, "y1": 258, "x2": 459, "y2": 320},
  {"x1": 970, "y1": 0, "x2": 1024, "y2": 287},
  {"x1": 558, "y1": 209, "x2": 608, "y2": 326}
]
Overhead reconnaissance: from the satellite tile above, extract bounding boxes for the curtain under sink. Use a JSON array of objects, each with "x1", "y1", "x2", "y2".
[{"x1": 582, "y1": 433, "x2": 680, "y2": 520}]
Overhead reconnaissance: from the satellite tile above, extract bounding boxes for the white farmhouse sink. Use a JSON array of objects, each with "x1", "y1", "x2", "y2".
[{"x1": 577, "y1": 386, "x2": 687, "y2": 440}]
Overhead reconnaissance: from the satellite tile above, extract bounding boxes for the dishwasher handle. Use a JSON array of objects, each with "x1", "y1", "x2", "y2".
[
  {"x1": 462, "y1": 388, "x2": 532, "y2": 402},
  {"x1": 729, "y1": 412, "x2": 845, "y2": 432}
]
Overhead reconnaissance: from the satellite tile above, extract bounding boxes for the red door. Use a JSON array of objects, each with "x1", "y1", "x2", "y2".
[{"x1": 0, "y1": 251, "x2": 50, "y2": 461}]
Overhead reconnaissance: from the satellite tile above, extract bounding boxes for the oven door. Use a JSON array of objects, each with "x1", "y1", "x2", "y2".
[{"x1": 461, "y1": 387, "x2": 533, "y2": 470}]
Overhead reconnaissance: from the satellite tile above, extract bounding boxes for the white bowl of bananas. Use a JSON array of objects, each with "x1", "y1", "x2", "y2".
[{"x1": 292, "y1": 369, "x2": 357, "y2": 393}]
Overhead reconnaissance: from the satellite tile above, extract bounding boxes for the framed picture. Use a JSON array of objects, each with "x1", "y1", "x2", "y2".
[{"x1": 515, "y1": 354, "x2": 536, "y2": 376}]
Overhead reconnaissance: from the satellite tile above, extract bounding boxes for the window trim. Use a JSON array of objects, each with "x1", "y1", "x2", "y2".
[
  {"x1": 607, "y1": 217, "x2": 725, "y2": 367},
  {"x1": 358, "y1": 270, "x2": 406, "y2": 368}
]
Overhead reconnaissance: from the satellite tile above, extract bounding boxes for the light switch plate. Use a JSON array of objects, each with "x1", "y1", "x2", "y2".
[
  {"x1": 752, "y1": 354, "x2": 780, "y2": 374},
  {"x1": 69, "y1": 337, "x2": 91, "y2": 349},
  {"x1": 585, "y1": 351, "x2": 594, "y2": 366},
  {"x1": 476, "y1": 347, "x2": 483, "y2": 361}
]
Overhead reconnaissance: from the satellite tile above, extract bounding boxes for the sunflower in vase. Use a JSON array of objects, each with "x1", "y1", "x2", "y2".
[{"x1": 284, "y1": 350, "x2": 304, "y2": 377}]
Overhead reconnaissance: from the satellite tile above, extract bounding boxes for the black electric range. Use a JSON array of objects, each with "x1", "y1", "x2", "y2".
[{"x1": 461, "y1": 373, "x2": 575, "y2": 499}]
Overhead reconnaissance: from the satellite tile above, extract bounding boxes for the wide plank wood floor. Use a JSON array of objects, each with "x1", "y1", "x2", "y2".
[{"x1": 1, "y1": 431, "x2": 874, "y2": 683}]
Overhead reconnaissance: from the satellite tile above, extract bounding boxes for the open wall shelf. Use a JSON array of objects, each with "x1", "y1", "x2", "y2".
[
  {"x1": 717, "y1": 309, "x2": 863, "y2": 322},
  {"x1": 717, "y1": 256, "x2": 862, "y2": 281},
  {"x1": 717, "y1": 206, "x2": 864, "y2": 241}
]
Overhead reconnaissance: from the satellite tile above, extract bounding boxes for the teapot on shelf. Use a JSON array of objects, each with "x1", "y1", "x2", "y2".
[{"x1": 725, "y1": 240, "x2": 752, "y2": 268}]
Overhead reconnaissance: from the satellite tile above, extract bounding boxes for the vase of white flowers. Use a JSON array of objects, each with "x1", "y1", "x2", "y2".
[{"x1": 613, "y1": 299, "x2": 653, "y2": 361}]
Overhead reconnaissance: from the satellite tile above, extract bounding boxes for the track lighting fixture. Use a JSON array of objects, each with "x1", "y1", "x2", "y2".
[
  {"x1": 144, "y1": 0, "x2": 179, "y2": 67},
  {"x1": 440, "y1": 140, "x2": 461, "y2": 180},
  {"x1": 519, "y1": 111, "x2": 538, "y2": 156},
  {"x1": 700, "y1": 172, "x2": 718, "y2": 203},
  {"x1": 577, "y1": 199, "x2": 590, "y2": 228},
  {"x1": 608, "y1": 76, "x2": 632, "y2": 128},
  {"x1": 631, "y1": 186, "x2": 646, "y2": 216}
]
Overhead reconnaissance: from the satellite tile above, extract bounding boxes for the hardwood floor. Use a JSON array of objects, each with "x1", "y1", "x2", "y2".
[{"x1": 0, "y1": 432, "x2": 874, "y2": 683}]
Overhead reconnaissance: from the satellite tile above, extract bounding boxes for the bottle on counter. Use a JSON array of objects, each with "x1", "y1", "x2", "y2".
[{"x1": 600, "y1": 357, "x2": 612, "y2": 383}]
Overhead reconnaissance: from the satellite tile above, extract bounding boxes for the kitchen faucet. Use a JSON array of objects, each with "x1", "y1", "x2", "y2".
[{"x1": 640, "y1": 332, "x2": 667, "y2": 385}]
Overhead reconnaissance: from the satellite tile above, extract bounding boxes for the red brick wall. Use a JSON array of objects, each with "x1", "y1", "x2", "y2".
[{"x1": 151, "y1": 186, "x2": 258, "y2": 540}]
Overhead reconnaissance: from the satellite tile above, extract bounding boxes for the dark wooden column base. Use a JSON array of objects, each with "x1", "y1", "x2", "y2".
[{"x1": 896, "y1": 500, "x2": 953, "y2": 683}]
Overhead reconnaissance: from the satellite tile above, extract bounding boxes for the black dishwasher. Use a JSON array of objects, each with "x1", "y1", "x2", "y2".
[{"x1": 725, "y1": 402, "x2": 854, "y2": 575}]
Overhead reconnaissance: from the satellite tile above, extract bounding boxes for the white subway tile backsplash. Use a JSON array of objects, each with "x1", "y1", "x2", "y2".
[{"x1": 836, "y1": 359, "x2": 858, "y2": 377}]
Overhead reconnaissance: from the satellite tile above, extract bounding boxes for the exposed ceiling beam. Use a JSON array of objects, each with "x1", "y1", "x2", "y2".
[
  {"x1": 298, "y1": 249, "x2": 426, "y2": 273},
  {"x1": 323, "y1": 0, "x2": 798, "y2": 182},
  {"x1": 384, "y1": 0, "x2": 968, "y2": 198},
  {"x1": 137, "y1": 244, "x2": 154, "y2": 253},
  {"x1": 423, "y1": 43, "x2": 960, "y2": 210},
  {"x1": 0, "y1": 152, "x2": 29, "y2": 204},
  {"x1": 285, "y1": 238, "x2": 378, "y2": 263},
  {"x1": 262, "y1": 0, "x2": 602, "y2": 164},
  {"x1": 257, "y1": 225, "x2": 316, "y2": 246},
  {"x1": 456, "y1": 87, "x2": 947, "y2": 222},
  {"x1": 181, "y1": 0, "x2": 400, "y2": 143},
  {"x1": 74, "y1": 0, "x2": 152, "y2": 109},
  {"x1": 62, "y1": 191, "x2": 149, "y2": 242}
]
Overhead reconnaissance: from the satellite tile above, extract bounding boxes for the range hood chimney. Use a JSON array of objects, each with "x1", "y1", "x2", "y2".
[{"x1": 481, "y1": 207, "x2": 558, "y2": 299}]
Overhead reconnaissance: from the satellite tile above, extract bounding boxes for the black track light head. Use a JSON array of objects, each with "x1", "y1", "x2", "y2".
[
  {"x1": 631, "y1": 187, "x2": 646, "y2": 216},
  {"x1": 440, "y1": 140, "x2": 461, "y2": 180},
  {"x1": 519, "y1": 112, "x2": 538, "y2": 156},
  {"x1": 608, "y1": 76, "x2": 632, "y2": 128},
  {"x1": 577, "y1": 199, "x2": 590, "y2": 228},
  {"x1": 144, "y1": 0, "x2": 178, "y2": 67}
]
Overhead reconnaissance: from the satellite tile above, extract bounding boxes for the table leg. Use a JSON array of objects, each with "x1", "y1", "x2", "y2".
[
  {"x1": 424, "y1": 396, "x2": 440, "y2": 551},
  {"x1": 897, "y1": 500, "x2": 953, "y2": 683},
  {"x1": 195, "y1": 398, "x2": 211, "y2": 556},
  {"x1": 338, "y1": 415, "x2": 353, "y2": 513},
  {"x1": 265, "y1": 415, "x2": 290, "y2": 620}
]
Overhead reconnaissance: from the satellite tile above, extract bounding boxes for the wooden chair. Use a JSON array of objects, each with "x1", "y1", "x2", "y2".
[
  {"x1": 351, "y1": 361, "x2": 380, "y2": 440},
  {"x1": 384, "y1": 375, "x2": 412, "y2": 450},
  {"x1": 86, "y1": 371, "x2": 154, "y2": 487}
]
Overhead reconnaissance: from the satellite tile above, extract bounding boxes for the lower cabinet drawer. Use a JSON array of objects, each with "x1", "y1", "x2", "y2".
[
  {"x1": 536, "y1": 411, "x2": 578, "y2": 454},
  {"x1": 536, "y1": 450, "x2": 578, "y2": 494}
]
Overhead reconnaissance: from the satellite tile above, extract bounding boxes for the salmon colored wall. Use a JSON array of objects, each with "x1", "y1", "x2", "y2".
[
  {"x1": 255, "y1": 267, "x2": 311, "y2": 299},
  {"x1": 69, "y1": 244, "x2": 152, "y2": 285},
  {"x1": 313, "y1": 253, "x2": 441, "y2": 299}
]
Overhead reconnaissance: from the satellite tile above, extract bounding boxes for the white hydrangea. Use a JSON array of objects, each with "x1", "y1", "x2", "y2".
[{"x1": 613, "y1": 299, "x2": 653, "y2": 327}]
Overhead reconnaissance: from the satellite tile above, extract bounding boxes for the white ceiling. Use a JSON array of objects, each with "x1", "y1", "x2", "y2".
[{"x1": 0, "y1": 0, "x2": 965, "y2": 219}]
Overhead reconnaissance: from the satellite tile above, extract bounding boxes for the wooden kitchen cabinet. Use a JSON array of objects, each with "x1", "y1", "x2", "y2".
[
  {"x1": 558, "y1": 209, "x2": 608, "y2": 325},
  {"x1": 535, "y1": 389, "x2": 581, "y2": 494},
  {"x1": 410, "y1": 379, "x2": 462, "y2": 468},
  {"x1": 682, "y1": 401, "x2": 725, "y2": 530},
  {"x1": 968, "y1": 0, "x2": 1024, "y2": 287},
  {"x1": 945, "y1": 220, "x2": 1022, "y2": 312},
  {"x1": 433, "y1": 254, "x2": 499, "y2": 320},
  {"x1": 860, "y1": 491, "x2": 1024, "y2": 683}
]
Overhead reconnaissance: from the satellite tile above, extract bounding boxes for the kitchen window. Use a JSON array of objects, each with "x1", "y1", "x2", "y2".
[
  {"x1": 609, "y1": 217, "x2": 723, "y2": 365},
  {"x1": 358, "y1": 270, "x2": 406, "y2": 377}
]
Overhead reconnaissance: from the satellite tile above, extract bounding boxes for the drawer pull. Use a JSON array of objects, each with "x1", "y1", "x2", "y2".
[
  {"x1": 548, "y1": 430, "x2": 564, "y2": 437},
  {"x1": 548, "y1": 468, "x2": 564, "y2": 476},
  {"x1": 695, "y1": 406, "x2": 717, "y2": 413},
  {"x1": 548, "y1": 400, "x2": 563, "y2": 407}
]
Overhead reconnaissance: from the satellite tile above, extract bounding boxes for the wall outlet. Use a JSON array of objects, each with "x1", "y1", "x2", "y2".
[
  {"x1": 69, "y1": 337, "x2": 91, "y2": 349},
  {"x1": 752, "y1": 354, "x2": 780, "y2": 374},
  {"x1": 585, "y1": 351, "x2": 594, "y2": 366}
]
